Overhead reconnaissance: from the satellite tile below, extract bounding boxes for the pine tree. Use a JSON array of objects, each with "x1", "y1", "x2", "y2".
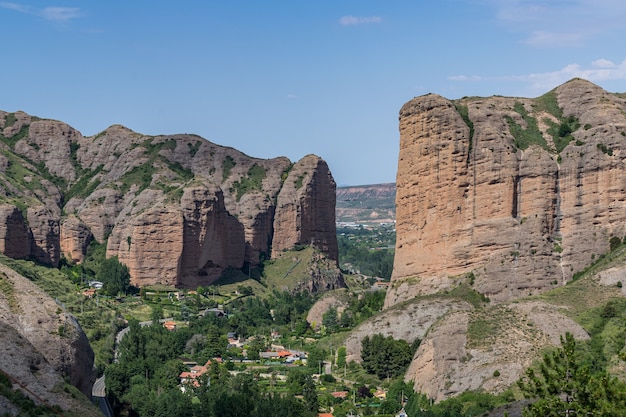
[{"x1": 518, "y1": 332, "x2": 626, "y2": 416}]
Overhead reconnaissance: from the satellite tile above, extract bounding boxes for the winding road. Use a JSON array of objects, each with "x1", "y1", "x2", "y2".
[{"x1": 91, "y1": 318, "x2": 172, "y2": 416}]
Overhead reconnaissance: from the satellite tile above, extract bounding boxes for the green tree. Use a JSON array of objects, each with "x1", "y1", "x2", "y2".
[
  {"x1": 151, "y1": 304, "x2": 163, "y2": 323},
  {"x1": 336, "y1": 346, "x2": 347, "y2": 368},
  {"x1": 306, "y1": 346, "x2": 326, "y2": 373},
  {"x1": 361, "y1": 334, "x2": 414, "y2": 379},
  {"x1": 518, "y1": 332, "x2": 626, "y2": 416},
  {"x1": 322, "y1": 307, "x2": 339, "y2": 333},
  {"x1": 97, "y1": 256, "x2": 131, "y2": 296},
  {"x1": 302, "y1": 374, "x2": 319, "y2": 413},
  {"x1": 246, "y1": 337, "x2": 265, "y2": 361}
]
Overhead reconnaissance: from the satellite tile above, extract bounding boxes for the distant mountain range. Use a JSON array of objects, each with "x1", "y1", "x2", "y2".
[{"x1": 336, "y1": 183, "x2": 395, "y2": 225}]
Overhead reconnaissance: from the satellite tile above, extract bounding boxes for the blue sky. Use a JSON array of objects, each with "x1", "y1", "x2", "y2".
[{"x1": 1, "y1": 1, "x2": 626, "y2": 186}]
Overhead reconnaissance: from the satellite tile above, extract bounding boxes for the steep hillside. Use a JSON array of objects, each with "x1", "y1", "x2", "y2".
[
  {"x1": 345, "y1": 246, "x2": 626, "y2": 401},
  {"x1": 336, "y1": 183, "x2": 395, "y2": 224},
  {"x1": 0, "y1": 112, "x2": 338, "y2": 288},
  {"x1": 0, "y1": 263, "x2": 99, "y2": 416}
]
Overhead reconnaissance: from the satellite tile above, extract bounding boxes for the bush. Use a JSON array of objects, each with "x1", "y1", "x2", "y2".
[{"x1": 609, "y1": 236, "x2": 622, "y2": 251}]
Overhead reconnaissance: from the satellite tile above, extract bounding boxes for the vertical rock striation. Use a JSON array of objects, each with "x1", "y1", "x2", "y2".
[
  {"x1": 387, "y1": 78, "x2": 626, "y2": 308},
  {"x1": 273, "y1": 154, "x2": 338, "y2": 261},
  {"x1": 0, "y1": 110, "x2": 338, "y2": 288}
]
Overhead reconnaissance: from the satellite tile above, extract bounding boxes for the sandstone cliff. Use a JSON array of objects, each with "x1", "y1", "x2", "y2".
[
  {"x1": 0, "y1": 263, "x2": 98, "y2": 415},
  {"x1": 358, "y1": 78, "x2": 626, "y2": 402},
  {"x1": 387, "y1": 78, "x2": 626, "y2": 307},
  {"x1": 0, "y1": 112, "x2": 338, "y2": 289}
]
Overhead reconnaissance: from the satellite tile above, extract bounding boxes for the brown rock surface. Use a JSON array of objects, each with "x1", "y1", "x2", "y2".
[
  {"x1": 404, "y1": 300, "x2": 589, "y2": 402},
  {"x1": 388, "y1": 78, "x2": 626, "y2": 307},
  {"x1": 344, "y1": 298, "x2": 470, "y2": 364},
  {"x1": 27, "y1": 206, "x2": 60, "y2": 267},
  {"x1": 60, "y1": 215, "x2": 93, "y2": 263},
  {"x1": 178, "y1": 185, "x2": 245, "y2": 288},
  {"x1": 273, "y1": 154, "x2": 338, "y2": 261},
  {"x1": 0, "y1": 263, "x2": 97, "y2": 404},
  {"x1": 0, "y1": 204, "x2": 30, "y2": 259},
  {"x1": 0, "y1": 110, "x2": 338, "y2": 288}
]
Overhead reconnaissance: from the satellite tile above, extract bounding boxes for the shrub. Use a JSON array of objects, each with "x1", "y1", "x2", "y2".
[{"x1": 609, "y1": 236, "x2": 622, "y2": 251}]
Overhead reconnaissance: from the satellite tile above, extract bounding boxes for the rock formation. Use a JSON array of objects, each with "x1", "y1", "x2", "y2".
[
  {"x1": 357, "y1": 78, "x2": 626, "y2": 401},
  {"x1": 387, "y1": 78, "x2": 626, "y2": 307},
  {"x1": 0, "y1": 111, "x2": 339, "y2": 288},
  {"x1": 272, "y1": 154, "x2": 338, "y2": 261},
  {"x1": 0, "y1": 263, "x2": 98, "y2": 414}
]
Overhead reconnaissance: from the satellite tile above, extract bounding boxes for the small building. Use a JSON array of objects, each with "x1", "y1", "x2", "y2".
[
  {"x1": 82, "y1": 288, "x2": 96, "y2": 298},
  {"x1": 163, "y1": 321, "x2": 177, "y2": 331},
  {"x1": 199, "y1": 308, "x2": 225, "y2": 317},
  {"x1": 331, "y1": 391, "x2": 348, "y2": 399},
  {"x1": 88, "y1": 281, "x2": 103, "y2": 289},
  {"x1": 259, "y1": 351, "x2": 280, "y2": 360},
  {"x1": 373, "y1": 389, "x2": 387, "y2": 400}
]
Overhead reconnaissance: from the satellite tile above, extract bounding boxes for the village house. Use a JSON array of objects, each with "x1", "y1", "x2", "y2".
[
  {"x1": 82, "y1": 288, "x2": 96, "y2": 298},
  {"x1": 163, "y1": 320, "x2": 177, "y2": 331},
  {"x1": 179, "y1": 358, "x2": 219, "y2": 391},
  {"x1": 330, "y1": 391, "x2": 349, "y2": 399}
]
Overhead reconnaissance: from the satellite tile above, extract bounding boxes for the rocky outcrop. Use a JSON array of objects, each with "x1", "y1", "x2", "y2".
[
  {"x1": 0, "y1": 263, "x2": 97, "y2": 411},
  {"x1": 0, "y1": 110, "x2": 339, "y2": 288},
  {"x1": 273, "y1": 155, "x2": 338, "y2": 261},
  {"x1": 60, "y1": 215, "x2": 93, "y2": 264},
  {"x1": 179, "y1": 185, "x2": 246, "y2": 288},
  {"x1": 0, "y1": 205, "x2": 30, "y2": 259},
  {"x1": 306, "y1": 289, "x2": 350, "y2": 330},
  {"x1": 404, "y1": 300, "x2": 589, "y2": 402},
  {"x1": 375, "y1": 78, "x2": 626, "y2": 401},
  {"x1": 344, "y1": 298, "x2": 470, "y2": 364},
  {"x1": 387, "y1": 78, "x2": 626, "y2": 307}
]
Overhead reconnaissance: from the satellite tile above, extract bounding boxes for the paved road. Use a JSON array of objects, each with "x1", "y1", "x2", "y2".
[
  {"x1": 91, "y1": 317, "x2": 174, "y2": 415},
  {"x1": 92, "y1": 375, "x2": 112, "y2": 417},
  {"x1": 92, "y1": 375, "x2": 106, "y2": 397}
]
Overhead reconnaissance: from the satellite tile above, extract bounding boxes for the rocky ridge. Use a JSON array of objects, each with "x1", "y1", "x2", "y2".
[
  {"x1": 336, "y1": 183, "x2": 396, "y2": 224},
  {"x1": 0, "y1": 113, "x2": 338, "y2": 288}
]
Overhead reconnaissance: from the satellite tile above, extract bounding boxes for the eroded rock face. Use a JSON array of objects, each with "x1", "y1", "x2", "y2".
[
  {"x1": 0, "y1": 263, "x2": 97, "y2": 403},
  {"x1": 0, "y1": 204, "x2": 30, "y2": 259},
  {"x1": 387, "y1": 78, "x2": 626, "y2": 307},
  {"x1": 0, "y1": 109, "x2": 338, "y2": 288},
  {"x1": 344, "y1": 299, "x2": 470, "y2": 364},
  {"x1": 60, "y1": 215, "x2": 93, "y2": 264},
  {"x1": 273, "y1": 154, "x2": 338, "y2": 261},
  {"x1": 404, "y1": 301, "x2": 589, "y2": 402},
  {"x1": 179, "y1": 185, "x2": 245, "y2": 288}
]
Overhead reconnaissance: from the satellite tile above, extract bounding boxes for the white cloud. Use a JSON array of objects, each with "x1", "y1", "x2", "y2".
[
  {"x1": 592, "y1": 58, "x2": 616, "y2": 68},
  {"x1": 0, "y1": 2, "x2": 30, "y2": 13},
  {"x1": 484, "y1": 0, "x2": 626, "y2": 47},
  {"x1": 41, "y1": 6, "x2": 82, "y2": 23},
  {"x1": 449, "y1": 59, "x2": 626, "y2": 94},
  {"x1": 523, "y1": 31, "x2": 584, "y2": 48},
  {"x1": 339, "y1": 16, "x2": 381, "y2": 26},
  {"x1": 448, "y1": 75, "x2": 483, "y2": 82},
  {"x1": 0, "y1": 2, "x2": 82, "y2": 23}
]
